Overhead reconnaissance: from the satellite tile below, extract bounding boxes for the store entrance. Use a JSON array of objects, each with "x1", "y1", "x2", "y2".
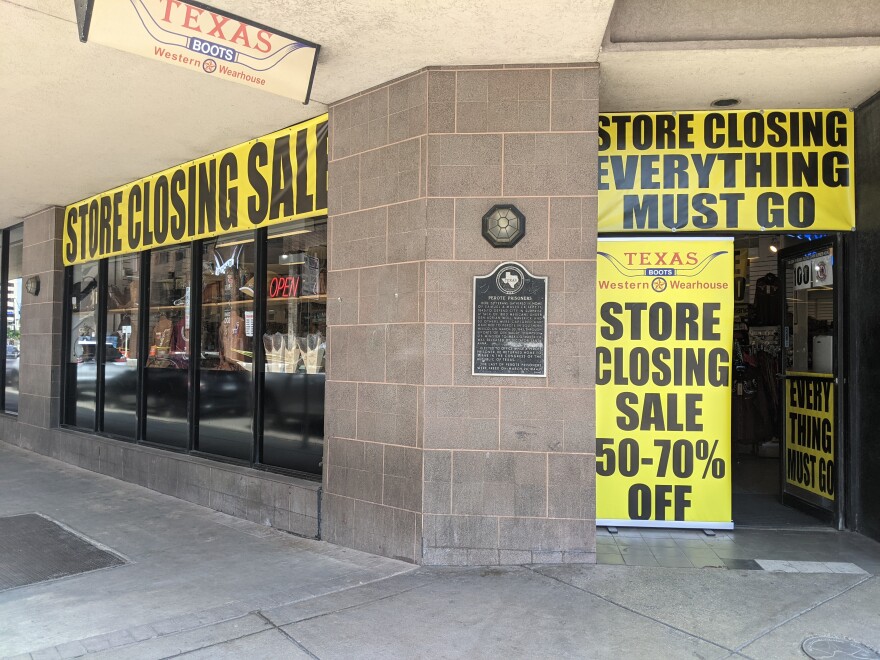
[{"x1": 730, "y1": 235, "x2": 841, "y2": 528}]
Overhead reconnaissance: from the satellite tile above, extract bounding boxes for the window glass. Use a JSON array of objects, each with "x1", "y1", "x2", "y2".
[
  {"x1": 101, "y1": 254, "x2": 140, "y2": 438},
  {"x1": 64, "y1": 261, "x2": 100, "y2": 429},
  {"x1": 144, "y1": 245, "x2": 192, "y2": 448},
  {"x1": 197, "y1": 233, "x2": 256, "y2": 460},
  {"x1": 60, "y1": 222, "x2": 328, "y2": 474},
  {"x1": 5, "y1": 226, "x2": 23, "y2": 414},
  {"x1": 262, "y1": 219, "x2": 327, "y2": 473}
]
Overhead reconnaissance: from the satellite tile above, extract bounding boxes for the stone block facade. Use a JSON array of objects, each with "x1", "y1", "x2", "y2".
[{"x1": 323, "y1": 64, "x2": 599, "y2": 565}]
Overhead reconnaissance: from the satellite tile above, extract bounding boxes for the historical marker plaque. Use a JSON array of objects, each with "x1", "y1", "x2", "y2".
[{"x1": 472, "y1": 262, "x2": 547, "y2": 377}]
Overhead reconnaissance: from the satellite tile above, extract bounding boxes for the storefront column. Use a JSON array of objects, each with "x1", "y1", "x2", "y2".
[
  {"x1": 324, "y1": 64, "x2": 599, "y2": 565},
  {"x1": 17, "y1": 207, "x2": 65, "y2": 448}
]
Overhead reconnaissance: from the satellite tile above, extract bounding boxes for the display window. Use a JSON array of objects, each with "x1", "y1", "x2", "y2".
[
  {"x1": 64, "y1": 261, "x2": 100, "y2": 429},
  {"x1": 262, "y1": 219, "x2": 327, "y2": 473},
  {"x1": 61, "y1": 218, "x2": 328, "y2": 477},
  {"x1": 144, "y1": 245, "x2": 191, "y2": 449},
  {"x1": 3, "y1": 226, "x2": 23, "y2": 415},
  {"x1": 101, "y1": 254, "x2": 140, "y2": 439},
  {"x1": 0, "y1": 225, "x2": 24, "y2": 416},
  {"x1": 196, "y1": 233, "x2": 257, "y2": 461}
]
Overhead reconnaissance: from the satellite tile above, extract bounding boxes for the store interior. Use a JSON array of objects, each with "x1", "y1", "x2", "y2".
[{"x1": 730, "y1": 235, "x2": 834, "y2": 528}]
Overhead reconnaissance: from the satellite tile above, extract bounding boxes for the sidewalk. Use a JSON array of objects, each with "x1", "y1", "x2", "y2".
[{"x1": 1, "y1": 441, "x2": 879, "y2": 660}]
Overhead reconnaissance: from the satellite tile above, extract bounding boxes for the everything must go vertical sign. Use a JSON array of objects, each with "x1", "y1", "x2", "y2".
[{"x1": 595, "y1": 238, "x2": 734, "y2": 528}]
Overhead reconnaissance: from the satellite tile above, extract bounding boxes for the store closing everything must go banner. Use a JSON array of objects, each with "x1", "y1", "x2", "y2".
[
  {"x1": 596, "y1": 238, "x2": 733, "y2": 528},
  {"x1": 63, "y1": 114, "x2": 328, "y2": 266},
  {"x1": 785, "y1": 373, "x2": 835, "y2": 504},
  {"x1": 598, "y1": 110, "x2": 855, "y2": 233}
]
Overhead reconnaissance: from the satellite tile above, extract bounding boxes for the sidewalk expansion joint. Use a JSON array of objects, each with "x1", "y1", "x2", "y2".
[
  {"x1": 22, "y1": 566, "x2": 426, "y2": 659},
  {"x1": 254, "y1": 611, "x2": 320, "y2": 659},
  {"x1": 526, "y1": 566, "x2": 738, "y2": 657},
  {"x1": 154, "y1": 622, "x2": 286, "y2": 660},
  {"x1": 731, "y1": 574, "x2": 876, "y2": 655},
  {"x1": 270, "y1": 577, "x2": 436, "y2": 628}
]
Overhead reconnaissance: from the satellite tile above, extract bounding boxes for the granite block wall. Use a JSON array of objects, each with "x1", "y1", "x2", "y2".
[
  {"x1": 18, "y1": 208, "x2": 64, "y2": 437},
  {"x1": 324, "y1": 63, "x2": 599, "y2": 565}
]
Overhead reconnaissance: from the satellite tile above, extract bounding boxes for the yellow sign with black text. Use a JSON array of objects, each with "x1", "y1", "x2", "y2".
[
  {"x1": 596, "y1": 238, "x2": 733, "y2": 528},
  {"x1": 63, "y1": 113, "x2": 328, "y2": 266},
  {"x1": 785, "y1": 373, "x2": 835, "y2": 502},
  {"x1": 598, "y1": 110, "x2": 855, "y2": 233}
]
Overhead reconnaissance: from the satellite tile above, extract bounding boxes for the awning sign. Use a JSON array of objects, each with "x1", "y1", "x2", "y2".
[
  {"x1": 598, "y1": 110, "x2": 855, "y2": 233},
  {"x1": 78, "y1": 0, "x2": 320, "y2": 103},
  {"x1": 595, "y1": 237, "x2": 734, "y2": 528},
  {"x1": 63, "y1": 113, "x2": 328, "y2": 266}
]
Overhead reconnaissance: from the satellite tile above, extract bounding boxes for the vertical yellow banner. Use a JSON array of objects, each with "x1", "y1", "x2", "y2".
[
  {"x1": 596, "y1": 238, "x2": 734, "y2": 528},
  {"x1": 784, "y1": 373, "x2": 835, "y2": 502}
]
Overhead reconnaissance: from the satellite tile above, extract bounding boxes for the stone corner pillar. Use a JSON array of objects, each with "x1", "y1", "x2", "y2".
[
  {"x1": 18, "y1": 207, "x2": 65, "y2": 445},
  {"x1": 323, "y1": 63, "x2": 599, "y2": 565}
]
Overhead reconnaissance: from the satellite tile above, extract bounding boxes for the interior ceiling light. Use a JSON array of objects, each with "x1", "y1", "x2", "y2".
[
  {"x1": 279, "y1": 252, "x2": 306, "y2": 265},
  {"x1": 271, "y1": 226, "x2": 313, "y2": 239},
  {"x1": 710, "y1": 98, "x2": 741, "y2": 108},
  {"x1": 215, "y1": 237, "x2": 254, "y2": 248}
]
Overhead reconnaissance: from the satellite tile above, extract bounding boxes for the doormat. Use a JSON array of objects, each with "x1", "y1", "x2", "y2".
[{"x1": 0, "y1": 513, "x2": 126, "y2": 591}]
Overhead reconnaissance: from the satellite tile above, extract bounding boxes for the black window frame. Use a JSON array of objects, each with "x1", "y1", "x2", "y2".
[{"x1": 60, "y1": 219, "x2": 328, "y2": 480}]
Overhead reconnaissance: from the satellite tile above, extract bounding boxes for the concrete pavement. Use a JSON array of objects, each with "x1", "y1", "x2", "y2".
[{"x1": 1, "y1": 442, "x2": 879, "y2": 659}]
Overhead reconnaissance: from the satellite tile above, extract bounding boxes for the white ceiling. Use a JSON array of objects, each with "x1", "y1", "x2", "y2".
[{"x1": 1, "y1": 0, "x2": 879, "y2": 224}]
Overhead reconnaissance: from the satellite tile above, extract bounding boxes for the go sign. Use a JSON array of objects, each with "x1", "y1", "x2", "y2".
[{"x1": 793, "y1": 262, "x2": 813, "y2": 290}]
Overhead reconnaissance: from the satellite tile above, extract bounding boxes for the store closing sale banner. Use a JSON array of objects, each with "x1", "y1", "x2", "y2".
[{"x1": 596, "y1": 238, "x2": 734, "y2": 528}]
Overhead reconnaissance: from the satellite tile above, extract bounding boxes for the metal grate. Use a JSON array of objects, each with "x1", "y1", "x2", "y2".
[
  {"x1": 0, "y1": 514, "x2": 126, "y2": 591},
  {"x1": 802, "y1": 636, "x2": 880, "y2": 659}
]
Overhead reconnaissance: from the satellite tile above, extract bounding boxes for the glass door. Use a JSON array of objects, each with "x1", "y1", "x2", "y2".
[{"x1": 780, "y1": 238, "x2": 840, "y2": 524}]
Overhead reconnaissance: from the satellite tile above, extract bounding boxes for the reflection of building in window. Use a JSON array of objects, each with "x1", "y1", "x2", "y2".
[
  {"x1": 6, "y1": 280, "x2": 20, "y2": 332},
  {"x1": 107, "y1": 255, "x2": 139, "y2": 362},
  {"x1": 147, "y1": 246, "x2": 191, "y2": 370},
  {"x1": 200, "y1": 237, "x2": 255, "y2": 372}
]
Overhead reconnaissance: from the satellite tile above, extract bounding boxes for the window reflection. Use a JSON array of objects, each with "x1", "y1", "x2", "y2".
[
  {"x1": 262, "y1": 219, "x2": 327, "y2": 473},
  {"x1": 4, "y1": 226, "x2": 22, "y2": 414},
  {"x1": 197, "y1": 234, "x2": 255, "y2": 460},
  {"x1": 102, "y1": 254, "x2": 140, "y2": 438},
  {"x1": 145, "y1": 245, "x2": 191, "y2": 448},
  {"x1": 59, "y1": 219, "x2": 328, "y2": 476},
  {"x1": 64, "y1": 261, "x2": 100, "y2": 429}
]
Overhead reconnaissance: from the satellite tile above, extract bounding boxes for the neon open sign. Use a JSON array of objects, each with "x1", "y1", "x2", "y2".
[{"x1": 268, "y1": 275, "x2": 300, "y2": 298}]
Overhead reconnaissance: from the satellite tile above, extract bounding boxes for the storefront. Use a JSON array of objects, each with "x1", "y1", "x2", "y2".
[
  {"x1": 595, "y1": 108, "x2": 855, "y2": 531},
  {"x1": 7, "y1": 57, "x2": 880, "y2": 566},
  {"x1": 61, "y1": 114, "x2": 329, "y2": 477}
]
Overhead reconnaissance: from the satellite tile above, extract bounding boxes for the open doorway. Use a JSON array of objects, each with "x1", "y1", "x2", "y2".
[{"x1": 730, "y1": 235, "x2": 840, "y2": 528}]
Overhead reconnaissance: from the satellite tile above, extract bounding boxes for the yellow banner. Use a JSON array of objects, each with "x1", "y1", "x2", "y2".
[
  {"x1": 63, "y1": 114, "x2": 328, "y2": 266},
  {"x1": 784, "y1": 373, "x2": 835, "y2": 502},
  {"x1": 596, "y1": 238, "x2": 733, "y2": 527},
  {"x1": 598, "y1": 110, "x2": 855, "y2": 233}
]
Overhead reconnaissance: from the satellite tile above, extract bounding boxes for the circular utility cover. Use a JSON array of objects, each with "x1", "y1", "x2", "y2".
[
  {"x1": 802, "y1": 636, "x2": 880, "y2": 660},
  {"x1": 482, "y1": 204, "x2": 525, "y2": 248}
]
